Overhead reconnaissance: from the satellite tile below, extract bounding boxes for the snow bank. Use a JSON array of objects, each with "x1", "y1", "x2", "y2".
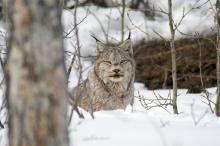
[{"x1": 69, "y1": 83, "x2": 220, "y2": 146}]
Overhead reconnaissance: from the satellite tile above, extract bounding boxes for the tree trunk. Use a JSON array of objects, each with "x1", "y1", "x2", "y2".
[
  {"x1": 1, "y1": 0, "x2": 7, "y2": 22},
  {"x1": 168, "y1": 0, "x2": 178, "y2": 114},
  {"x1": 6, "y1": 0, "x2": 69, "y2": 146},
  {"x1": 216, "y1": 0, "x2": 220, "y2": 116}
]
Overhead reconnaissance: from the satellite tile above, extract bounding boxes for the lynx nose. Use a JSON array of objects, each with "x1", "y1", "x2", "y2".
[{"x1": 113, "y1": 69, "x2": 120, "y2": 73}]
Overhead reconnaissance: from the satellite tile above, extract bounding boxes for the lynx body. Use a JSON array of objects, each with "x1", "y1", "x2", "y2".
[{"x1": 72, "y1": 39, "x2": 135, "y2": 112}]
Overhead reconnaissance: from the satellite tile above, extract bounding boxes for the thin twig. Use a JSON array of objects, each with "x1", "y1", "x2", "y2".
[
  {"x1": 127, "y1": 12, "x2": 150, "y2": 37},
  {"x1": 136, "y1": 91, "x2": 172, "y2": 114},
  {"x1": 63, "y1": 9, "x2": 89, "y2": 38}
]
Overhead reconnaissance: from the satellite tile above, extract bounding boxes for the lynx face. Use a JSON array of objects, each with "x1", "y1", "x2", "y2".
[{"x1": 95, "y1": 40, "x2": 134, "y2": 84}]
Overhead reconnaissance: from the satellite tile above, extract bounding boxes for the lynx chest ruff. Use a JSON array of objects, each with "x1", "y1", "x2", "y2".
[{"x1": 72, "y1": 39, "x2": 135, "y2": 112}]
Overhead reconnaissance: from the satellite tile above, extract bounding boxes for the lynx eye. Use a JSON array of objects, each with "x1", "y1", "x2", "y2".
[
  {"x1": 103, "y1": 61, "x2": 112, "y2": 65},
  {"x1": 120, "y1": 60, "x2": 128, "y2": 64}
]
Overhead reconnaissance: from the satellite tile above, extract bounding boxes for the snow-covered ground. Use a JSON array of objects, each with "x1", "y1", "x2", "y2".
[
  {"x1": 0, "y1": 83, "x2": 220, "y2": 146},
  {"x1": 68, "y1": 83, "x2": 220, "y2": 146},
  {"x1": 1, "y1": 0, "x2": 220, "y2": 146}
]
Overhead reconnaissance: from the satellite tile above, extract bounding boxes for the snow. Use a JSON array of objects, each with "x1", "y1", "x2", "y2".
[
  {"x1": 1, "y1": 0, "x2": 220, "y2": 146},
  {"x1": 0, "y1": 84, "x2": 220, "y2": 146},
  {"x1": 68, "y1": 84, "x2": 220, "y2": 146}
]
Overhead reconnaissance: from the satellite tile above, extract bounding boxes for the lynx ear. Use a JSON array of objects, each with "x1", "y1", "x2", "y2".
[
  {"x1": 91, "y1": 35, "x2": 105, "y2": 55},
  {"x1": 120, "y1": 39, "x2": 133, "y2": 55},
  {"x1": 96, "y1": 41, "x2": 105, "y2": 55}
]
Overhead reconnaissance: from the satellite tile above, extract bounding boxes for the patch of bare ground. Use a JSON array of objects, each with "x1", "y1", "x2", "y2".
[{"x1": 134, "y1": 35, "x2": 216, "y2": 93}]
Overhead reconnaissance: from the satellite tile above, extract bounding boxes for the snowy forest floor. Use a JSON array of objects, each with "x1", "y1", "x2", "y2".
[
  {"x1": 68, "y1": 83, "x2": 220, "y2": 146},
  {"x1": 1, "y1": 83, "x2": 220, "y2": 146}
]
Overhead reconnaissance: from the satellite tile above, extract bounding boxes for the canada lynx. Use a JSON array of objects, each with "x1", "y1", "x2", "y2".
[{"x1": 72, "y1": 38, "x2": 135, "y2": 112}]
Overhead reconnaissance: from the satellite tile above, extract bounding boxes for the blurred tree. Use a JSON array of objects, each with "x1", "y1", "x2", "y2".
[
  {"x1": 0, "y1": 0, "x2": 7, "y2": 22},
  {"x1": 0, "y1": 2, "x2": 2, "y2": 20},
  {"x1": 5, "y1": 0, "x2": 69, "y2": 146}
]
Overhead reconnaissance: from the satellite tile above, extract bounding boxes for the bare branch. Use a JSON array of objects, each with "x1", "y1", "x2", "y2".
[
  {"x1": 86, "y1": 8, "x2": 108, "y2": 42},
  {"x1": 136, "y1": 91, "x2": 172, "y2": 114},
  {"x1": 127, "y1": 12, "x2": 150, "y2": 37},
  {"x1": 67, "y1": 0, "x2": 90, "y2": 123},
  {"x1": 201, "y1": 90, "x2": 215, "y2": 113},
  {"x1": 174, "y1": 0, "x2": 210, "y2": 31},
  {"x1": 63, "y1": 8, "x2": 89, "y2": 38}
]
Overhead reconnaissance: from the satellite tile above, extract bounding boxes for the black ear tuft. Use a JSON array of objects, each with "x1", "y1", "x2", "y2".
[
  {"x1": 127, "y1": 31, "x2": 131, "y2": 40},
  {"x1": 90, "y1": 35, "x2": 100, "y2": 42},
  {"x1": 90, "y1": 35, "x2": 106, "y2": 55}
]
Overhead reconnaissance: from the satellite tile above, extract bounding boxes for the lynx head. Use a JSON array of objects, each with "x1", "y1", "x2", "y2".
[{"x1": 94, "y1": 39, "x2": 135, "y2": 85}]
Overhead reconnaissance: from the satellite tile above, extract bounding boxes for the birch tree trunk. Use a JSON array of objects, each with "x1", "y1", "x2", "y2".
[
  {"x1": 168, "y1": 0, "x2": 178, "y2": 114},
  {"x1": 215, "y1": 0, "x2": 220, "y2": 116},
  {"x1": 6, "y1": 0, "x2": 69, "y2": 146}
]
